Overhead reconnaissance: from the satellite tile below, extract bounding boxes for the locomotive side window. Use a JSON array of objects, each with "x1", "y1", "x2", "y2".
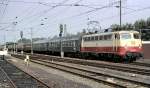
[
  {"x1": 120, "y1": 33, "x2": 131, "y2": 39},
  {"x1": 133, "y1": 33, "x2": 140, "y2": 39},
  {"x1": 104, "y1": 35, "x2": 112, "y2": 40},
  {"x1": 107, "y1": 34, "x2": 112, "y2": 40}
]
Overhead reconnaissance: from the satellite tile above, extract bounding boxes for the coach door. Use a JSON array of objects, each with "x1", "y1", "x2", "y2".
[{"x1": 113, "y1": 33, "x2": 119, "y2": 52}]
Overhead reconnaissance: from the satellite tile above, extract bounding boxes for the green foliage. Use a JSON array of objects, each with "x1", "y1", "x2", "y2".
[
  {"x1": 110, "y1": 24, "x2": 121, "y2": 31},
  {"x1": 147, "y1": 17, "x2": 150, "y2": 27},
  {"x1": 134, "y1": 19, "x2": 147, "y2": 29},
  {"x1": 111, "y1": 17, "x2": 150, "y2": 41}
]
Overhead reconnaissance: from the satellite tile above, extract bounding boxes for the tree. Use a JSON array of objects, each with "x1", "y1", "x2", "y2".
[
  {"x1": 147, "y1": 17, "x2": 150, "y2": 28},
  {"x1": 134, "y1": 19, "x2": 147, "y2": 29},
  {"x1": 110, "y1": 24, "x2": 121, "y2": 31},
  {"x1": 125, "y1": 23, "x2": 134, "y2": 30}
]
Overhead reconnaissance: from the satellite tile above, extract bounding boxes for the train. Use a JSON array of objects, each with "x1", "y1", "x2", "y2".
[{"x1": 4, "y1": 30, "x2": 143, "y2": 62}]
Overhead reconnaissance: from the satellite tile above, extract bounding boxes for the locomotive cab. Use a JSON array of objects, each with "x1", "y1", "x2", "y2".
[{"x1": 117, "y1": 31, "x2": 142, "y2": 60}]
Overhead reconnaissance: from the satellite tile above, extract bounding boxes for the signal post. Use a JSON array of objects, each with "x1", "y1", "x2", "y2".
[{"x1": 59, "y1": 24, "x2": 64, "y2": 58}]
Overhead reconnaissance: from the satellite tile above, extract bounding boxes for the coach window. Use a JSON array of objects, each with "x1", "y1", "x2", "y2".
[
  {"x1": 83, "y1": 37, "x2": 86, "y2": 41},
  {"x1": 108, "y1": 34, "x2": 112, "y2": 40},
  {"x1": 70, "y1": 41, "x2": 72, "y2": 46},
  {"x1": 83, "y1": 37, "x2": 85, "y2": 41},
  {"x1": 91, "y1": 36, "x2": 94, "y2": 41},
  {"x1": 86, "y1": 37, "x2": 88, "y2": 41},
  {"x1": 99, "y1": 36, "x2": 103, "y2": 40},
  {"x1": 87, "y1": 37, "x2": 89, "y2": 41},
  {"x1": 64, "y1": 41, "x2": 67, "y2": 46},
  {"x1": 67, "y1": 41, "x2": 69, "y2": 46},
  {"x1": 54, "y1": 43, "x2": 56, "y2": 47},
  {"x1": 95, "y1": 36, "x2": 98, "y2": 40},
  {"x1": 73, "y1": 41, "x2": 76, "y2": 47},
  {"x1": 69, "y1": 42, "x2": 72, "y2": 46},
  {"x1": 85, "y1": 37, "x2": 87, "y2": 41},
  {"x1": 51, "y1": 42, "x2": 53, "y2": 46},
  {"x1": 52, "y1": 42, "x2": 54, "y2": 46},
  {"x1": 87, "y1": 37, "x2": 90, "y2": 41},
  {"x1": 54, "y1": 42, "x2": 56, "y2": 47},
  {"x1": 104, "y1": 35, "x2": 107, "y2": 40}
]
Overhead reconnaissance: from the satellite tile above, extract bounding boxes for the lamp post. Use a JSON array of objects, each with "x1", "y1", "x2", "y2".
[
  {"x1": 119, "y1": 0, "x2": 122, "y2": 28},
  {"x1": 115, "y1": 0, "x2": 122, "y2": 28}
]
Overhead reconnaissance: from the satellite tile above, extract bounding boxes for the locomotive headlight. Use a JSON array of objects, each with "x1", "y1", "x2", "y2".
[
  {"x1": 138, "y1": 44, "x2": 141, "y2": 48},
  {"x1": 125, "y1": 44, "x2": 127, "y2": 49}
]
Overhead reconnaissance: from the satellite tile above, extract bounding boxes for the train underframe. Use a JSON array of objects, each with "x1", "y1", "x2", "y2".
[{"x1": 12, "y1": 49, "x2": 143, "y2": 62}]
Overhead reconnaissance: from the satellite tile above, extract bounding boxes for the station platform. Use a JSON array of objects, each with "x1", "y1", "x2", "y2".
[
  {"x1": 5, "y1": 55, "x2": 112, "y2": 88},
  {"x1": 142, "y1": 41, "x2": 150, "y2": 59},
  {"x1": 136, "y1": 58, "x2": 150, "y2": 64}
]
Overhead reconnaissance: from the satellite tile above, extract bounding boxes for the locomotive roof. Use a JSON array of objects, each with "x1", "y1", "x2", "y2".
[
  {"x1": 82, "y1": 31, "x2": 139, "y2": 37},
  {"x1": 142, "y1": 41, "x2": 150, "y2": 44}
]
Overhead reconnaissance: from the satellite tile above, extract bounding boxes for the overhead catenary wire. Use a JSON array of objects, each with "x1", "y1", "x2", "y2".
[
  {"x1": 9, "y1": 0, "x2": 60, "y2": 4},
  {"x1": 46, "y1": 5, "x2": 150, "y2": 33},
  {"x1": 0, "y1": 0, "x2": 71, "y2": 32},
  {"x1": 21, "y1": 0, "x2": 84, "y2": 33},
  {"x1": 50, "y1": 0, "x2": 121, "y2": 24},
  {"x1": 1, "y1": 0, "x2": 44, "y2": 30},
  {"x1": 1, "y1": 0, "x2": 150, "y2": 40},
  {"x1": 38, "y1": 0, "x2": 84, "y2": 34},
  {"x1": 15, "y1": 0, "x2": 70, "y2": 29},
  {"x1": 68, "y1": 1, "x2": 120, "y2": 18},
  {"x1": 0, "y1": 0, "x2": 10, "y2": 24},
  {"x1": 32, "y1": 0, "x2": 84, "y2": 30},
  {"x1": 99, "y1": 6, "x2": 150, "y2": 22}
]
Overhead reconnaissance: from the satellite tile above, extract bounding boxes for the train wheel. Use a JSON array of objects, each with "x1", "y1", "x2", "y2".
[
  {"x1": 123, "y1": 55, "x2": 131, "y2": 63},
  {"x1": 113, "y1": 55, "x2": 120, "y2": 63}
]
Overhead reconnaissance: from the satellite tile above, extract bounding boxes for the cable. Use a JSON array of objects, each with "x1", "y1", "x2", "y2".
[
  {"x1": 38, "y1": 0, "x2": 84, "y2": 30},
  {"x1": 0, "y1": 0, "x2": 10, "y2": 23},
  {"x1": 9, "y1": 0, "x2": 58, "y2": 4},
  {"x1": 39, "y1": 3, "x2": 100, "y2": 9},
  {"x1": 17, "y1": 0, "x2": 71, "y2": 29},
  {"x1": 100, "y1": 6, "x2": 150, "y2": 21},
  {"x1": 7, "y1": 0, "x2": 69, "y2": 27}
]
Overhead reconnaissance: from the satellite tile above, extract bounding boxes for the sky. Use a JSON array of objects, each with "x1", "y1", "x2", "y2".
[{"x1": 0, "y1": 0, "x2": 150, "y2": 44}]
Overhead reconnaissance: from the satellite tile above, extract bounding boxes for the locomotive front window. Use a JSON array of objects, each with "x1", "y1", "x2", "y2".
[
  {"x1": 133, "y1": 33, "x2": 140, "y2": 39},
  {"x1": 120, "y1": 33, "x2": 131, "y2": 39}
]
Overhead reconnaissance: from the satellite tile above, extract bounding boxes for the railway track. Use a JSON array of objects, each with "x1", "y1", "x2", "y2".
[
  {"x1": 12, "y1": 54, "x2": 150, "y2": 76},
  {"x1": 131, "y1": 62, "x2": 150, "y2": 67},
  {"x1": 0, "y1": 66, "x2": 16, "y2": 88},
  {"x1": 11, "y1": 54, "x2": 150, "y2": 88},
  {"x1": 0, "y1": 58, "x2": 50, "y2": 88}
]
